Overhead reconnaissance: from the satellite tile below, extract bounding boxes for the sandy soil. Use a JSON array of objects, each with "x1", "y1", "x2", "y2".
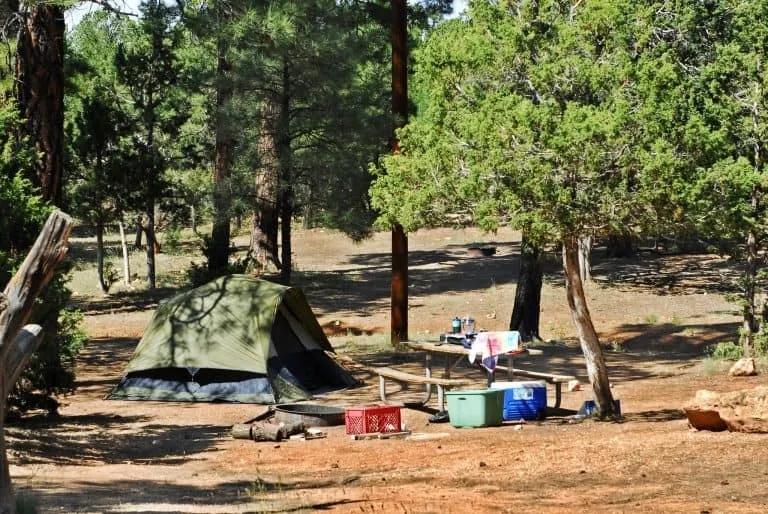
[{"x1": 8, "y1": 226, "x2": 768, "y2": 513}]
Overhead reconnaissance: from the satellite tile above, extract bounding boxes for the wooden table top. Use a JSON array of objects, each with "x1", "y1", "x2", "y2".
[
  {"x1": 402, "y1": 340, "x2": 471, "y2": 355},
  {"x1": 402, "y1": 340, "x2": 543, "y2": 356}
]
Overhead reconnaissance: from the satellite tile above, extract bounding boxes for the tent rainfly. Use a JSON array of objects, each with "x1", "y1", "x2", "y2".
[{"x1": 107, "y1": 275, "x2": 356, "y2": 403}]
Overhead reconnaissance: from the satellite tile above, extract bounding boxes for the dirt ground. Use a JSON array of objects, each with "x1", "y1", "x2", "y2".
[{"x1": 8, "y1": 227, "x2": 768, "y2": 513}]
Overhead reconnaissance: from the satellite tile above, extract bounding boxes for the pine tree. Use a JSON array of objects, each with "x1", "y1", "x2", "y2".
[
  {"x1": 371, "y1": 0, "x2": 647, "y2": 417},
  {"x1": 116, "y1": 0, "x2": 189, "y2": 289}
]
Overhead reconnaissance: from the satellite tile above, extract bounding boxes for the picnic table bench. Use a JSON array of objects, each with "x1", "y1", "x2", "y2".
[
  {"x1": 374, "y1": 340, "x2": 578, "y2": 411},
  {"x1": 374, "y1": 366, "x2": 472, "y2": 412}
]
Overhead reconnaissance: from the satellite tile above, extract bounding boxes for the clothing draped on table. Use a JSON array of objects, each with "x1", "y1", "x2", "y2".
[{"x1": 468, "y1": 331, "x2": 521, "y2": 372}]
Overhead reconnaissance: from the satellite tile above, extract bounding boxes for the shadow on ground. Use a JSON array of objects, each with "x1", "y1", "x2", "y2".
[
  {"x1": 27, "y1": 476, "x2": 366, "y2": 513},
  {"x1": 7, "y1": 414, "x2": 226, "y2": 466},
  {"x1": 610, "y1": 320, "x2": 740, "y2": 356},
  {"x1": 70, "y1": 287, "x2": 181, "y2": 315},
  {"x1": 621, "y1": 409, "x2": 687, "y2": 423}
]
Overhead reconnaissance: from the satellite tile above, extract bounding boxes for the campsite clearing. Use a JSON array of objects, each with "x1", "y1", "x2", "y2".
[{"x1": 8, "y1": 226, "x2": 768, "y2": 513}]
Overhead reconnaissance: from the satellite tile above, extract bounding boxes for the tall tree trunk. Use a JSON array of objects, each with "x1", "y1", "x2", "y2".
[
  {"x1": 251, "y1": 96, "x2": 281, "y2": 270},
  {"x1": 562, "y1": 235, "x2": 617, "y2": 418},
  {"x1": 118, "y1": 218, "x2": 130, "y2": 286},
  {"x1": 509, "y1": 234, "x2": 542, "y2": 341},
  {"x1": 96, "y1": 220, "x2": 107, "y2": 294},
  {"x1": 134, "y1": 215, "x2": 144, "y2": 250},
  {"x1": 0, "y1": 380, "x2": 8, "y2": 514},
  {"x1": 146, "y1": 197, "x2": 156, "y2": 289},
  {"x1": 145, "y1": 79, "x2": 157, "y2": 289},
  {"x1": 279, "y1": 60, "x2": 292, "y2": 285},
  {"x1": 748, "y1": 100, "x2": 764, "y2": 355},
  {"x1": 280, "y1": 191, "x2": 292, "y2": 284},
  {"x1": 578, "y1": 235, "x2": 592, "y2": 283},
  {"x1": 15, "y1": 3, "x2": 65, "y2": 206},
  {"x1": 390, "y1": 0, "x2": 409, "y2": 345},
  {"x1": 208, "y1": 36, "x2": 234, "y2": 275},
  {"x1": 190, "y1": 205, "x2": 197, "y2": 235},
  {"x1": 303, "y1": 191, "x2": 314, "y2": 229},
  {"x1": 742, "y1": 223, "x2": 759, "y2": 358}
]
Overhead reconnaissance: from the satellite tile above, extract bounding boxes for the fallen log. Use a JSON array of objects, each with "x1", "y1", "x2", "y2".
[
  {"x1": 251, "y1": 421, "x2": 305, "y2": 442},
  {"x1": 231, "y1": 424, "x2": 253, "y2": 440},
  {"x1": 232, "y1": 421, "x2": 307, "y2": 441}
]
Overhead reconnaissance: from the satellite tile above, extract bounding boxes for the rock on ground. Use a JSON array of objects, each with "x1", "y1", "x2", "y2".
[
  {"x1": 729, "y1": 357, "x2": 757, "y2": 377},
  {"x1": 682, "y1": 390, "x2": 728, "y2": 432},
  {"x1": 683, "y1": 387, "x2": 768, "y2": 433}
]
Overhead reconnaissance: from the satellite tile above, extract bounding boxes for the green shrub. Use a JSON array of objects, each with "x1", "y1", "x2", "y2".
[
  {"x1": 708, "y1": 341, "x2": 743, "y2": 361},
  {"x1": 1, "y1": 100, "x2": 87, "y2": 416},
  {"x1": 754, "y1": 330, "x2": 768, "y2": 357}
]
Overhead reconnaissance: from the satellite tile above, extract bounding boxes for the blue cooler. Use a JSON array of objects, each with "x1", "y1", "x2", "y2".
[{"x1": 490, "y1": 381, "x2": 547, "y2": 421}]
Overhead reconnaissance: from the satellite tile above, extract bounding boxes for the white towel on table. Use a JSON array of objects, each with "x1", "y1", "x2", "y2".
[{"x1": 468, "y1": 331, "x2": 521, "y2": 372}]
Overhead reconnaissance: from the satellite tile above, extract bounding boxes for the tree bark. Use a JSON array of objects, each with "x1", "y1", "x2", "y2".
[
  {"x1": 134, "y1": 216, "x2": 144, "y2": 250},
  {"x1": 0, "y1": 210, "x2": 73, "y2": 512},
  {"x1": 742, "y1": 226, "x2": 758, "y2": 357},
  {"x1": 280, "y1": 197, "x2": 292, "y2": 284},
  {"x1": 390, "y1": 0, "x2": 409, "y2": 345},
  {"x1": 251, "y1": 421, "x2": 304, "y2": 442},
  {"x1": 279, "y1": 60, "x2": 292, "y2": 285},
  {"x1": 145, "y1": 197, "x2": 156, "y2": 289},
  {"x1": 562, "y1": 235, "x2": 617, "y2": 418},
  {"x1": 231, "y1": 423, "x2": 253, "y2": 439},
  {"x1": 0, "y1": 370, "x2": 9, "y2": 514},
  {"x1": 190, "y1": 205, "x2": 197, "y2": 235},
  {"x1": 96, "y1": 220, "x2": 108, "y2": 294},
  {"x1": 208, "y1": 36, "x2": 234, "y2": 276},
  {"x1": 578, "y1": 235, "x2": 592, "y2": 283},
  {"x1": 509, "y1": 234, "x2": 542, "y2": 341},
  {"x1": 15, "y1": 3, "x2": 65, "y2": 206},
  {"x1": 145, "y1": 74, "x2": 157, "y2": 289},
  {"x1": 303, "y1": 192, "x2": 314, "y2": 229},
  {"x1": 6, "y1": 325, "x2": 42, "y2": 390},
  {"x1": 251, "y1": 96, "x2": 281, "y2": 270},
  {"x1": 118, "y1": 219, "x2": 131, "y2": 286}
]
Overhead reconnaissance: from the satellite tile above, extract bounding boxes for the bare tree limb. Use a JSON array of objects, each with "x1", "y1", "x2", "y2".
[
  {"x1": 6, "y1": 324, "x2": 43, "y2": 388},
  {"x1": 0, "y1": 210, "x2": 73, "y2": 359},
  {"x1": 85, "y1": 0, "x2": 139, "y2": 17},
  {"x1": 0, "y1": 210, "x2": 73, "y2": 513}
]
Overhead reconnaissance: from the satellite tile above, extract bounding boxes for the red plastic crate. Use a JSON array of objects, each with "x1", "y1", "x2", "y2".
[{"x1": 345, "y1": 405, "x2": 401, "y2": 435}]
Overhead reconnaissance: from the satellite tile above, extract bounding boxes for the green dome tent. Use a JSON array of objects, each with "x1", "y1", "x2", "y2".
[{"x1": 108, "y1": 275, "x2": 356, "y2": 403}]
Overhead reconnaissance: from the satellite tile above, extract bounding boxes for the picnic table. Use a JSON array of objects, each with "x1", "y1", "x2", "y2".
[{"x1": 375, "y1": 339, "x2": 570, "y2": 412}]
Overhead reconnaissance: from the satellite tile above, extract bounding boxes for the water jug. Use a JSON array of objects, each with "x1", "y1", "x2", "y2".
[{"x1": 451, "y1": 317, "x2": 461, "y2": 334}]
